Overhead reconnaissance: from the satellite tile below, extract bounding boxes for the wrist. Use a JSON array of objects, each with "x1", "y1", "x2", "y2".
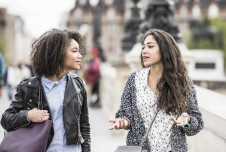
[
  {"x1": 182, "y1": 117, "x2": 191, "y2": 128},
  {"x1": 27, "y1": 110, "x2": 31, "y2": 121},
  {"x1": 123, "y1": 117, "x2": 130, "y2": 128},
  {"x1": 187, "y1": 117, "x2": 191, "y2": 123}
]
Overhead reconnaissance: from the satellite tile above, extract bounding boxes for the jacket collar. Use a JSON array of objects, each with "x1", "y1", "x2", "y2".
[
  {"x1": 26, "y1": 76, "x2": 40, "y2": 88},
  {"x1": 63, "y1": 72, "x2": 81, "y2": 107},
  {"x1": 26, "y1": 72, "x2": 78, "y2": 88},
  {"x1": 25, "y1": 72, "x2": 80, "y2": 99}
]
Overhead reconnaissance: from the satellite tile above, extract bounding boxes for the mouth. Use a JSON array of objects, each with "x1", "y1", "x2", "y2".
[
  {"x1": 76, "y1": 61, "x2": 81, "y2": 65},
  {"x1": 142, "y1": 56, "x2": 149, "y2": 61}
]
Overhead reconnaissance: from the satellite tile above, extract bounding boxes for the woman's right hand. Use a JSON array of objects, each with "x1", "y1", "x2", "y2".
[
  {"x1": 27, "y1": 108, "x2": 50, "y2": 122},
  {"x1": 108, "y1": 118, "x2": 129, "y2": 130}
]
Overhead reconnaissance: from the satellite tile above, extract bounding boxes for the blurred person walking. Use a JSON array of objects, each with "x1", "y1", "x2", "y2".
[
  {"x1": 5, "y1": 63, "x2": 16, "y2": 100},
  {"x1": 14, "y1": 61, "x2": 31, "y2": 86},
  {"x1": 1, "y1": 29, "x2": 91, "y2": 152},
  {"x1": 109, "y1": 29, "x2": 204, "y2": 152},
  {"x1": 85, "y1": 48, "x2": 101, "y2": 108},
  {"x1": 0, "y1": 52, "x2": 6, "y2": 96}
]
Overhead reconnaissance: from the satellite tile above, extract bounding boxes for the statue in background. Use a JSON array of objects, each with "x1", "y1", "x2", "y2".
[
  {"x1": 139, "y1": 0, "x2": 182, "y2": 43},
  {"x1": 121, "y1": 0, "x2": 142, "y2": 51}
]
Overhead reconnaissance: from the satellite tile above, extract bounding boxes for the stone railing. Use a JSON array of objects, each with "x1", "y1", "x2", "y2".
[
  {"x1": 187, "y1": 86, "x2": 226, "y2": 152},
  {"x1": 99, "y1": 62, "x2": 130, "y2": 121}
]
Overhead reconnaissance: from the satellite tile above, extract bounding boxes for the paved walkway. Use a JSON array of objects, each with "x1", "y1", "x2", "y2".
[{"x1": 0, "y1": 87, "x2": 127, "y2": 152}]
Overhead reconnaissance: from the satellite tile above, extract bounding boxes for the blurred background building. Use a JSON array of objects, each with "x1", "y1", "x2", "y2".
[
  {"x1": 67, "y1": 0, "x2": 126, "y2": 62},
  {"x1": 65, "y1": 0, "x2": 226, "y2": 89},
  {"x1": 0, "y1": 8, "x2": 32, "y2": 65}
]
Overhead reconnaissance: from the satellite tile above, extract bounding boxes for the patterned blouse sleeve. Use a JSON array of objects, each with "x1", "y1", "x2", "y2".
[
  {"x1": 115, "y1": 72, "x2": 136, "y2": 130},
  {"x1": 183, "y1": 77, "x2": 204, "y2": 136}
]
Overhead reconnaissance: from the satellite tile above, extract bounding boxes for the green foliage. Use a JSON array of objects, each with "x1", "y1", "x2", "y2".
[
  {"x1": 209, "y1": 18, "x2": 226, "y2": 67},
  {"x1": 0, "y1": 37, "x2": 7, "y2": 55},
  {"x1": 185, "y1": 18, "x2": 226, "y2": 68}
]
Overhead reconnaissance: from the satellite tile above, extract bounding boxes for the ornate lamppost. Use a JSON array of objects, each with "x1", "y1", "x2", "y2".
[
  {"x1": 121, "y1": 0, "x2": 142, "y2": 51},
  {"x1": 139, "y1": 0, "x2": 182, "y2": 43},
  {"x1": 92, "y1": 0, "x2": 106, "y2": 61}
]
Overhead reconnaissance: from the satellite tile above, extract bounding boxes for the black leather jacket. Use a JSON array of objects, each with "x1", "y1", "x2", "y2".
[{"x1": 1, "y1": 72, "x2": 91, "y2": 152}]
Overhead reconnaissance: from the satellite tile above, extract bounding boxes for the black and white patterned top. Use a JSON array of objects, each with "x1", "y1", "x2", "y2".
[
  {"x1": 135, "y1": 67, "x2": 173, "y2": 152},
  {"x1": 116, "y1": 68, "x2": 204, "y2": 152}
]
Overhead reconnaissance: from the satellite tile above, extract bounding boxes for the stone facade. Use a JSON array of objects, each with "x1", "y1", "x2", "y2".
[
  {"x1": 67, "y1": 0, "x2": 126, "y2": 60},
  {"x1": 0, "y1": 8, "x2": 16, "y2": 64},
  {"x1": 174, "y1": 0, "x2": 226, "y2": 20},
  {"x1": 0, "y1": 8, "x2": 31, "y2": 65}
]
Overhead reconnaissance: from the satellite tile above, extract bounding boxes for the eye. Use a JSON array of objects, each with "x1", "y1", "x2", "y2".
[
  {"x1": 72, "y1": 49, "x2": 78, "y2": 53},
  {"x1": 148, "y1": 46, "x2": 153, "y2": 48}
]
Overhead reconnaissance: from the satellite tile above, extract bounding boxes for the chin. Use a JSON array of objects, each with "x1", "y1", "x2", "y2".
[
  {"x1": 144, "y1": 63, "x2": 151, "y2": 67},
  {"x1": 75, "y1": 66, "x2": 80, "y2": 70}
]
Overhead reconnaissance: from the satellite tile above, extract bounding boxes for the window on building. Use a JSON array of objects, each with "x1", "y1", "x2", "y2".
[
  {"x1": 208, "y1": 3, "x2": 219, "y2": 18},
  {"x1": 107, "y1": 8, "x2": 115, "y2": 21},
  {"x1": 79, "y1": 0, "x2": 87, "y2": 6},
  {"x1": 180, "y1": 5, "x2": 188, "y2": 19},
  {"x1": 74, "y1": 9, "x2": 83, "y2": 20},
  {"x1": 192, "y1": 5, "x2": 201, "y2": 19},
  {"x1": 195, "y1": 62, "x2": 216, "y2": 69},
  {"x1": 106, "y1": 0, "x2": 113, "y2": 5}
]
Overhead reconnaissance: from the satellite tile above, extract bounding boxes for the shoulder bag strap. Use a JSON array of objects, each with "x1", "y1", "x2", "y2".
[
  {"x1": 140, "y1": 110, "x2": 159, "y2": 146},
  {"x1": 38, "y1": 81, "x2": 43, "y2": 110}
]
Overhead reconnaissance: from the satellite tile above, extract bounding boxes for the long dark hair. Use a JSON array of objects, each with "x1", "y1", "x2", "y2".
[
  {"x1": 141, "y1": 29, "x2": 190, "y2": 115},
  {"x1": 30, "y1": 29, "x2": 84, "y2": 77}
]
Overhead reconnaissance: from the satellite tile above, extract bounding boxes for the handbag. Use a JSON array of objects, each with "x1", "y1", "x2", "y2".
[
  {"x1": 115, "y1": 111, "x2": 159, "y2": 152},
  {"x1": 0, "y1": 82, "x2": 52, "y2": 152}
]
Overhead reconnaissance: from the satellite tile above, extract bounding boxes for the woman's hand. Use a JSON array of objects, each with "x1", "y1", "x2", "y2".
[
  {"x1": 27, "y1": 108, "x2": 50, "y2": 122},
  {"x1": 108, "y1": 118, "x2": 129, "y2": 130},
  {"x1": 171, "y1": 112, "x2": 190, "y2": 127}
]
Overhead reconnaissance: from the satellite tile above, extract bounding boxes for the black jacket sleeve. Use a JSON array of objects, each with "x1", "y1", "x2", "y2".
[{"x1": 1, "y1": 80, "x2": 30, "y2": 131}]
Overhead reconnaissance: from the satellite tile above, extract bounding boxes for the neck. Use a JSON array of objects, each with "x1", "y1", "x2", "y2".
[
  {"x1": 47, "y1": 70, "x2": 69, "y2": 81},
  {"x1": 149, "y1": 63, "x2": 163, "y2": 79}
]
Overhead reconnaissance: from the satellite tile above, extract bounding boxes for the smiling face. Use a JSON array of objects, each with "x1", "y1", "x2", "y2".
[
  {"x1": 64, "y1": 39, "x2": 82, "y2": 71},
  {"x1": 141, "y1": 35, "x2": 162, "y2": 67}
]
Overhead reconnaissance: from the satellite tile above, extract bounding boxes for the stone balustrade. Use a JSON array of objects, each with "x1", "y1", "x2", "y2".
[{"x1": 187, "y1": 86, "x2": 226, "y2": 152}]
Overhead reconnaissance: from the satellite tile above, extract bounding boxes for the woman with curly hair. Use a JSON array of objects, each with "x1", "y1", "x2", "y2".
[
  {"x1": 109, "y1": 29, "x2": 204, "y2": 152},
  {"x1": 1, "y1": 29, "x2": 91, "y2": 152}
]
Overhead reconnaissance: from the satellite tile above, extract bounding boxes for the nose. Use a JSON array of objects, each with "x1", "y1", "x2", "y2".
[
  {"x1": 142, "y1": 47, "x2": 148, "y2": 54},
  {"x1": 78, "y1": 52, "x2": 82, "y2": 58}
]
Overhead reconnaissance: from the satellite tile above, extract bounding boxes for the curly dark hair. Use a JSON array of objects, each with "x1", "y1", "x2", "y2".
[
  {"x1": 30, "y1": 28, "x2": 84, "y2": 77},
  {"x1": 140, "y1": 29, "x2": 190, "y2": 115}
]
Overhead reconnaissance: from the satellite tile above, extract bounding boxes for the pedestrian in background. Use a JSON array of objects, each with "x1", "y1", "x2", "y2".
[
  {"x1": 0, "y1": 52, "x2": 5, "y2": 96},
  {"x1": 5, "y1": 63, "x2": 16, "y2": 100},
  {"x1": 109, "y1": 29, "x2": 204, "y2": 152},
  {"x1": 85, "y1": 48, "x2": 101, "y2": 108},
  {"x1": 1, "y1": 29, "x2": 91, "y2": 152},
  {"x1": 14, "y1": 61, "x2": 31, "y2": 87}
]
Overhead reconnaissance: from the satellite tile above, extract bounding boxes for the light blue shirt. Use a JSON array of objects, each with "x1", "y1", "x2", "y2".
[{"x1": 41, "y1": 74, "x2": 81, "y2": 152}]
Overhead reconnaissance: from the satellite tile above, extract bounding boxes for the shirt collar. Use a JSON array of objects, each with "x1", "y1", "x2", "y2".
[{"x1": 41, "y1": 73, "x2": 69, "y2": 90}]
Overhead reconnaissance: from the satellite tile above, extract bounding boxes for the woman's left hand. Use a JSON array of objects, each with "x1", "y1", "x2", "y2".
[{"x1": 171, "y1": 113, "x2": 190, "y2": 127}]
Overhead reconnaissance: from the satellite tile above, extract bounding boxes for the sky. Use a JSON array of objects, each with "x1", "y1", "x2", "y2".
[{"x1": 0, "y1": 0, "x2": 76, "y2": 37}]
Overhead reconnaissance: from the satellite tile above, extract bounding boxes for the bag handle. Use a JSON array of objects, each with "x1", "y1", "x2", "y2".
[
  {"x1": 140, "y1": 110, "x2": 159, "y2": 146},
  {"x1": 38, "y1": 82, "x2": 44, "y2": 110}
]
